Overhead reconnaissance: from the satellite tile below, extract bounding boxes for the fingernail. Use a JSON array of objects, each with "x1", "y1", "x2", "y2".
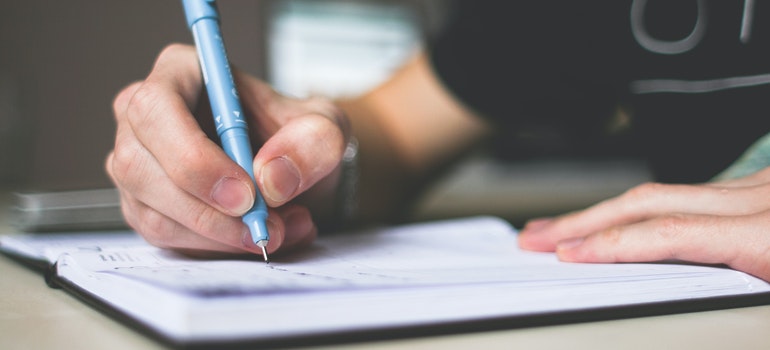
[
  {"x1": 241, "y1": 226, "x2": 257, "y2": 249},
  {"x1": 212, "y1": 177, "x2": 254, "y2": 215},
  {"x1": 522, "y1": 218, "x2": 553, "y2": 233},
  {"x1": 260, "y1": 157, "x2": 300, "y2": 204},
  {"x1": 557, "y1": 237, "x2": 585, "y2": 251},
  {"x1": 241, "y1": 218, "x2": 283, "y2": 254}
]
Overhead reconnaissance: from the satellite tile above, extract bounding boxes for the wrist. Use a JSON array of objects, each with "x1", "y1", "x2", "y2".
[{"x1": 328, "y1": 137, "x2": 359, "y2": 230}]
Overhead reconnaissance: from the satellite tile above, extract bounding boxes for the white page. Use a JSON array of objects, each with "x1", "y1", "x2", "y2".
[
  {"x1": 0, "y1": 230, "x2": 144, "y2": 264},
  {"x1": 53, "y1": 216, "x2": 770, "y2": 342}
]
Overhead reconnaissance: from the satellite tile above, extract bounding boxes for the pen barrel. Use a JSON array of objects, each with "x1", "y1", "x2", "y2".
[
  {"x1": 219, "y1": 128, "x2": 268, "y2": 219},
  {"x1": 191, "y1": 19, "x2": 269, "y2": 210},
  {"x1": 185, "y1": 0, "x2": 270, "y2": 242},
  {"x1": 182, "y1": 0, "x2": 218, "y2": 29},
  {"x1": 190, "y1": 19, "x2": 246, "y2": 136},
  {"x1": 219, "y1": 128, "x2": 257, "y2": 184}
]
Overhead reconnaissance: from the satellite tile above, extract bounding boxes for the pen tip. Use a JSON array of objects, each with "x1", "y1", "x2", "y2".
[{"x1": 259, "y1": 244, "x2": 269, "y2": 264}]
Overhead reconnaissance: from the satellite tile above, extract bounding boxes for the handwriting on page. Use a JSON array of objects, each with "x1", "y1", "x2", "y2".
[
  {"x1": 69, "y1": 218, "x2": 526, "y2": 296},
  {"x1": 65, "y1": 217, "x2": 765, "y2": 300}
]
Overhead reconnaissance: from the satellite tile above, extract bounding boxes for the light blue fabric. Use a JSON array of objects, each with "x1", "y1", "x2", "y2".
[{"x1": 713, "y1": 133, "x2": 770, "y2": 181}]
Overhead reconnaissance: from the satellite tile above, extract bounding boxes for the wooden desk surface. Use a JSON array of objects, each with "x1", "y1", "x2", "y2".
[{"x1": 2, "y1": 191, "x2": 770, "y2": 350}]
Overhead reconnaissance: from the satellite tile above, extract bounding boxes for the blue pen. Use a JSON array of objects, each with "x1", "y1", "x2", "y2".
[{"x1": 182, "y1": 0, "x2": 270, "y2": 262}]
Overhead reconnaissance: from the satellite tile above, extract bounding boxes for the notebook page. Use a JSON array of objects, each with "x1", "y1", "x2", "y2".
[
  {"x1": 54, "y1": 216, "x2": 770, "y2": 341},
  {"x1": 0, "y1": 231, "x2": 144, "y2": 264}
]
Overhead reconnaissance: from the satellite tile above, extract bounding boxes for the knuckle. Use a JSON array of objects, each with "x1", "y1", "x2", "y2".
[
  {"x1": 293, "y1": 115, "x2": 346, "y2": 159},
  {"x1": 112, "y1": 81, "x2": 142, "y2": 120},
  {"x1": 307, "y1": 113, "x2": 344, "y2": 139},
  {"x1": 120, "y1": 200, "x2": 172, "y2": 249},
  {"x1": 653, "y1": 214, "x2": 690, "y2": 241},
  {"x1": 137, "y1": 209, "x2": 179, "y2": 249},
  {"x1": 188, "y1": 204, "x2": 224, "y2": 237},
  {"x1": 619, "y1": 182, "x2": 670, "y2": 213},
  {"x1": 115, "y1": 44, "x2": 195, "y2": 125},
  {"x1": 125, "y1": 81, "x2": 165, "y2": 126},
  {"x1": 104, "y1": 151, "x2": 116, "y2": 180},
  {"x1": 598, "y1": 226, "x2": 625, "y2": 245},
  {"x1": 165, "y1": 144, "x2": 209, "y2": 184},
  {"x1": 157, "y1": 43, "x2": 194, "y2": 64},
  {"x1": 623, "y1": 182, "x2": 666, "y2": 201},
  {"x1": 305, "y1": 97, "x2": 350, "y2": 136},
  {"x1": 109, "y1": 139, "x2": 147, "y2": 185},
  {"x1": 304, "y1": 96, "x2": 335, "y2": 111},
  {"x1": 652, "y1": 214, "x2": 697, "y2": 261},
  {"x1": 155, "y1": 44, "x2": 199, "y2": 79}
]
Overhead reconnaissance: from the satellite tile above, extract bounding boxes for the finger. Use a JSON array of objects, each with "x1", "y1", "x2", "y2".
[
  {"x1": 254, "y1": 115, "x2": 347, "y2": 206},
  {"x1": 270, "y1": 204, "x2": 319, "y2": 254},
  {"x1": 122, "y1": 44, "x2": 257, "y2": 217},
  {"x1": 140, "y1": 203, "x2": 319, "y2": 256},
  {"x1": 107, "y1": 161, "x2": 245, "y2": 255},
  {"x1": 108, "y1": 137, "x2": 309, "y2": 258},
  {"x1": 236, "y1": 74, "x2": 349, "y2": 206},
  {"x1": 233, "y1": 70, "x2": 351, "y2": 140},
  {"x1": 121, "y1": 190, "x2": 251, "y2": 254},
  {"x1": 107, "y1": 121, "x2": 272, "y2": 255},
  {"x1": 555, "y1": 212, "x2": 770, "y2": 281},
  {"x1": 518, "y1": 182, "x2": 770, "y2": 252}
]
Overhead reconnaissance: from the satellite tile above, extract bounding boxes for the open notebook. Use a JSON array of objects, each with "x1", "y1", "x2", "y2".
[{"x1": 2, "y1": 216, "x2": 770, "y2": 348}]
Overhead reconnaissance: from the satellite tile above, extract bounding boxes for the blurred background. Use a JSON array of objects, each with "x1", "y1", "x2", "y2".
[
  {"x1": 0, "y1": 0, "x2": 437, "y2": 188},
  {"x1": 0, "y1": 0, "x2": 649, "y2": 226},
  {"x1": 2, "y1": 1, "x2": 261, "y2": 190}
]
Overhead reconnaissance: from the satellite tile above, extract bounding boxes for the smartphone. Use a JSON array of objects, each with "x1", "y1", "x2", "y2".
[{"x1": 11, "y1": 188, "x2": 128, "y2": 232}]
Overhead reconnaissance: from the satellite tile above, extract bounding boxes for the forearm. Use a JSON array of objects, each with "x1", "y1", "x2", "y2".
[{"x1": 337, "y1": 52, "x2": 490, "y2": 225}]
